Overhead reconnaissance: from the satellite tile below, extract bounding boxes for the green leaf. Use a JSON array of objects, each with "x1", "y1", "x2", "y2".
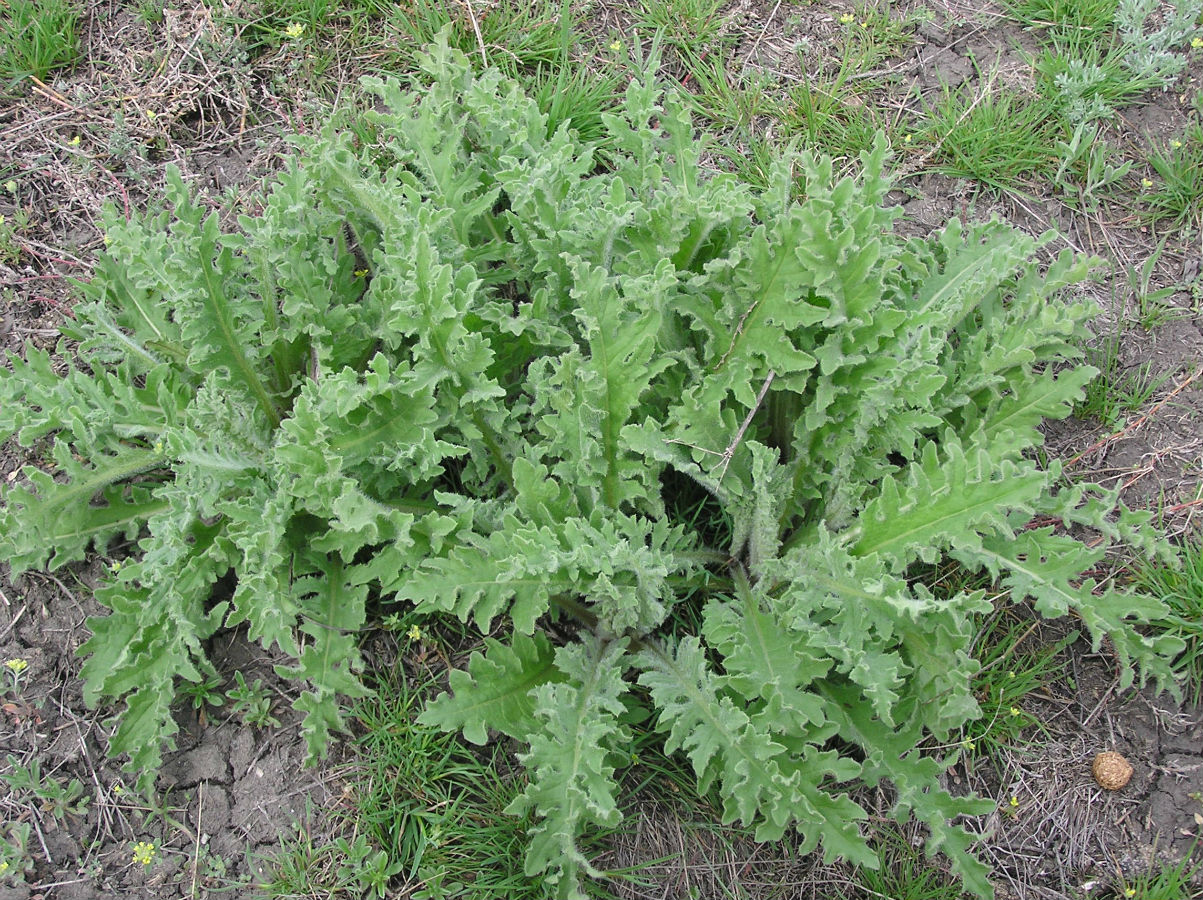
[
  {"x1": 156, "y1": 168, "x2": 281, "y2": 428},
  {"x1": 274, "y1": 553, "x2": 373, "y2": 758},
  {"x1": 820, "y1": 682, "x2": 995, "y2": 898},
  {"x1": 0, "y1": 443, "x2": 169, "y2": 574},
  {"x1": 852, "y1": 435, "x2": 1049, "y2": 566},
  {"x1": 530, "y1": 256, "x2": 674, "y2": 510},
  {"x1": 419, "y1": 632, "x2": 565, "y2": 744},
  {"x1": 636, "y1": 637, "x2": 874, "y2": 864},
  {"x1": 702, "y1": 573, "x2": 832, "y2": 734},
  {"x1": 955, "y1": 531, "x2": 1182, "y2": 692},
  {"x1": 507, "y1": 638, "x2": 630, "y2": 897}
]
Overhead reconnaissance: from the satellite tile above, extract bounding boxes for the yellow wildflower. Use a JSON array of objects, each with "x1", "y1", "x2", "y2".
[
  {"x1": 407, "y1": 624, "x2": 422, "y2": 642},
  {"x1": 132, "y1": 841, "x2": 156, "y2": 866},
  {"x1": 285, "y1": 22, "x2": 305, "y2": 38},
  {"x1": 3, "y1": 659, "x2": 28, "y2": 674}
]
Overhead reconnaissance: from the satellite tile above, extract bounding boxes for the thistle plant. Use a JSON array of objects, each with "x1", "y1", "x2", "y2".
[{"x1": 0, "y1": 37, "x2": 1182, "y2": 899}]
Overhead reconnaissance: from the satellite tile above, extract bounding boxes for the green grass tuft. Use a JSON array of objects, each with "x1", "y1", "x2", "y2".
[
  {"x1": 846, "y1": 826, "x2": 969, "y2": 900},
  {"x1": 961, "y1": 614, "x2": 1076, "y2": 761},
  {"x1": 1073, "y1": 335, "x2": 1174, "y2": 428},
  {"x1": 1000, "y1": 0, "x2": 1119, "y2": 45},
  {"x1": 917, "y1": 80, "x2": 1064, "y2": 193},
  {"x1": 0, "y1": 0, "x2": 81, "y2": 92}
]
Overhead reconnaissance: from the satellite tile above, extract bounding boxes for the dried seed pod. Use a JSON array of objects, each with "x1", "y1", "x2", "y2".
[{"x1": 1091, "y1": 751, "x2": 1133, "y2": 790}]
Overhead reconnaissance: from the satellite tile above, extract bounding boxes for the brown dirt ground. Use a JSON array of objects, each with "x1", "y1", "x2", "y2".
[{"x1": 2, "y1": 0, "x2": 1201, "y2": 897}]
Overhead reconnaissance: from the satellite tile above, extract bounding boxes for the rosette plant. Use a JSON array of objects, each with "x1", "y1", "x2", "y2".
[{"x1": 0, "y1": 37, "x2": 1180, "y2": 898}]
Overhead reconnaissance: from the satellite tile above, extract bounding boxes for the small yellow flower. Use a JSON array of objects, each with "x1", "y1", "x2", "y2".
[
  {"x1": 860, "y1": 19, "x2": 869, "y2": 27},
  {"x1": 1141, "y1": 178, "x2": 1154, "y2": 188},
  {"x1": 1192, "y1": 36, "x2": 1203, "y2": 49},
  {"x1": 1007, "y1": 670, "x2": 1015, "y2": 679},
  {"x1": 110, "y1": 559, "x2": 122, "y2": 573},
  {"x1": 102, "y1": 232, "x2": 111, "y2": 246},
  {"x1": 1009, "y1": 796, "x2": 1019, "y2": 808},
  {"x1": 145, "y1": 110, "x2": 156, "y2": 121},
  {"x1": 3, "y1": 180, "x2": 15, "y2": 192},
  {"x1": 4, "y1": 659, "x2": 28, "y2": 674},
  {"x1": 69, "y1": 135, "x2": 81, "y2": 146},
  {"x1": 1170, "y1": 139, "x2": 1183, "y2": 150},
  {"x1": 839, "y1": 12, "x2": 855, "y2": 24},
  {"x1": 407, "y1": 624, "x2": 422, "y2": 642},
  {"x1": 153, "y1": 440, "x2": 164, "y2": 454},
  {"x1": 903, "y1": 134, "x2": 912, "y2": 143},
  {"x1": 113, "y1": 784, "x2": 124, "y2": 795},
  {"x1": 609, "y1": 39, "x2": 622, "y2": 52},
  {"x1": 1124, "y1": 889, "x2": 1136, "y2": 898},
  {"x1": 354, "y1": 268, "x2": 369, "y2": 278},
  {"x1": 964, "y1": 739, "x2": 976, "y2": 751},
  {"x1": 132, "y1": 840, "x2": 156, "y2": 866},
  {"x1": 1010, "y1": 706, "x2": 1021, "y2": 717},
  {"x1": 0, "y1": 860, "x2": 7, "y2": 875},
  {"x1": 285, "y1": 21, "x2": 305, "y2": 38}
]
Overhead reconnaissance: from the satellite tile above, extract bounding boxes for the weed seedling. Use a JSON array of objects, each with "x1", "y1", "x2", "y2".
[
  {"x1": 0, "y1": 823, "x2": 33, "y2": 883},
  {"x1": 2, "y1": 658, "x2": 28, "y2": 694},
  {"x1": 1, "y1": 756, "x2": 91, "y2": 820},
  {"x1": 180, "y1": 672, "x2": 225, "y2": 713},
  {"x1": 1125, "y1": 238, "x2": 1189, "y2": 331},
  {"x1": 1052, "y1": 122, "x2": 1132, "y2": 212},
  {"x1": 226, "y1": 672, "x2": 281, "y2": 729}
]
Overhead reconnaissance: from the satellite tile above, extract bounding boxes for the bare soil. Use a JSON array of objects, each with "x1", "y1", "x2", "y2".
[{"x1": 1, "y1": 0, "x2": 1201, "y2": 897}]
